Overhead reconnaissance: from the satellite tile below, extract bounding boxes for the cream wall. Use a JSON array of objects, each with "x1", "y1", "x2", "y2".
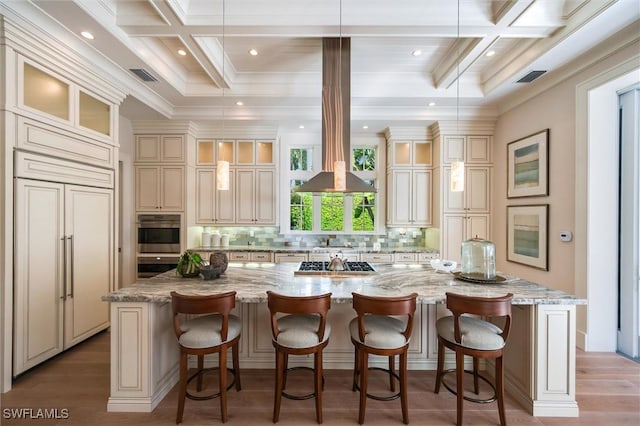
[
  {"x1": 493, "y1": 35, "x2": 640, "y2": 350},
  {"x1": 118, "y1": 115, "x2": 136, "y2": 287}
]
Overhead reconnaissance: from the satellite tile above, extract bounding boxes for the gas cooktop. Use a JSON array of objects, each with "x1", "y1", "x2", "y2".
[{"x1": 294, "y1": 261, "x2": 377, "y2": 276}]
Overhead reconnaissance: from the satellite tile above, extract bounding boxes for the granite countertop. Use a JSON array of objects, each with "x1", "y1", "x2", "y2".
[
  {"x1": 189, "y1": 245, "x2": 439, "y2": 254},
  {"x1": 103, "y1": 263, "x2": 587, "y2": 306}
]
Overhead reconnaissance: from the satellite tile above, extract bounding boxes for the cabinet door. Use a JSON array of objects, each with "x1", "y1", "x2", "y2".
[
  {"x1": 255, "y1": 169, "x2": 275, "y2": 224},
  {"x1": 64, "y1": 185, "x2": 112, "y2": 348},
  {"x1": 135, "y1": 135, "x2": 161, "y2": 162},
  {"x1": 443, "y1": 167, "x2": 465, "y2": 212},
  {"x1": 442, "y1": 215, "x2": 466, "y2": 262},
  {"x1": 467, "y1": 215, "x2": 490, "y2": 240},
  {"x1": 235, "y1": 169, "x2": 255, "y2": 224},
  {"x1": 196, "y1": 169, "x2": 216, "y2": 223},
  {"x1": 443, "y1": 136, "x2": 465, "y2": 163},
  {"x1": 467, "y1": 136, "x2": 491, "y2": 163},
  {"x1": 160, "y1": 136, "x2": 185, "y2": 162},
  {"x1": 216, "y1": 171, "x2": 235, "y2": 223},
  {"x1": 13, "y1": 180, "x2": 65, "y2": 375},
  {"x1": 412, "y1": 170, "x2": 431, "y2": 225},
  {"x1": 160, "y1": 166, "x2": 184, "y2": 211},
  {"x1": 135, "y1": 166, "x2": 160, "y2": 210},
  {"x1": 388, "y1": 170, "x2": 412, "y2": 225},
  {"x1": 466, "y1": 167, "x2": 490, "y2": 213}
]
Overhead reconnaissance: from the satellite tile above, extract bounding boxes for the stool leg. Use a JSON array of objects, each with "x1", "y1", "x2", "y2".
[
  {"x1": 232, "y1": 340, "x2": 242, "y2": 391},
  {"x1": 176, "y1": 352, "x2": 188, "y2": 424},
  {"x1": 273, "y1": 349, "x2": 284, "y2": 423},
  {"x1": 282, "y1": 353, "x2": 289, "y2": 390},
  {"x1": 389, "y1": 355, "x2": 396, "y2": 392},
  {"x1": 400, "y1": 350, "x2": 409, "y2": 425},
  {"x1": 352, "y1": 345, "x2": 359, "y2": 392},
  {"x1": 219, "y1": 348, "x2": 228, "y2": 423},
  {"x1": 473, "y1": 357, "x2": 480, "y2": 394},
  {"x1": 496, "y1": 356, "x2": 506, "y2": 426},
  {"x1": 196, "y1": 354, "x2": 204, "y2": 392},
  {"x1": 358, "y1": 350, "x2": 369, "y2": 425},
  {"x1": 434, "y1": 338, "x2": 444, "y2": 394},
  {"x1": 314, "y1": 350, "x2": 324, "y2": 424},
  {"x1": 455, "y1": 350, "x2": 465, "y2": 426}
]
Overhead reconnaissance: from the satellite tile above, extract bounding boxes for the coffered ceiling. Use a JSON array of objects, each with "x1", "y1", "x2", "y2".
[{"x1": 18, "y1": 0, "x2": 640, "y2": 132}]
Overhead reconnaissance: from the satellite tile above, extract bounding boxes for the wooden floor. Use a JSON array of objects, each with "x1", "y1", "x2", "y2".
[{"x1": 2, "y1": 330, "x2": 639, "y2": 425}]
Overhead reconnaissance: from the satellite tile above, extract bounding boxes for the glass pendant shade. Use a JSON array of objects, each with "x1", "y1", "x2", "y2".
[
  {"x1": 217, "y1": 160, "x2": 230, "y2": 190},
  {"x1": 333, "y1": 160, "x2": 346, "y2": 190},
  {"x1": 450, "y1": 161, "x2": 464, "y2": 192}
]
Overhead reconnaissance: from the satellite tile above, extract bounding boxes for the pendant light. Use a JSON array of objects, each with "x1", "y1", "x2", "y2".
[
  {"x1": 450, "y1": 0, "x2": 464, "y2": 193},
  {"x1": 333, "y1": 0, "x2": 346, "y2": 191},
  {"x1": 217, "y1": 0, "x2": 230, "y2": 191}
]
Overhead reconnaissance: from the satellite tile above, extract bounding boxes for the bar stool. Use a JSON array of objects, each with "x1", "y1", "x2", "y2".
[
  {"x1": 170, "y1": 291, "x2": 242, "y2": 424},
  {"x1": 350, "y1": 292, "x2": 418, "y2": 425},
  {"x1": 434, "y1": 292, "x2": 513, "y2": 426},
  {"x1": 266, "y1": 291, "x2": 332, "y2": 424}
]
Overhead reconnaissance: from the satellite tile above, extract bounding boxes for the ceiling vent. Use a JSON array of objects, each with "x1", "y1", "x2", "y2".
[
  {"x1": 516, "y1": 70, "x2": 547, "y2": 83},
  {"x1": 129, "y1": 68, "x2": 158, "y2": 82}
]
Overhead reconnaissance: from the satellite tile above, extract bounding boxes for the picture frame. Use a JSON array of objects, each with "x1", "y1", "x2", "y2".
[
  {"x1": 507, "y1": 129, "x2": 549, "y2": 198},
  {"x1": 507, "y1": 204, "x2": 549, "y2": 270}
]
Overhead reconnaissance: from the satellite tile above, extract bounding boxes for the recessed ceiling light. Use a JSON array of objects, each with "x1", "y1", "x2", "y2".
[
  {"x1": 80, "y1": 31, "x2": 94, "y2": 40},
  {"x1": 411, "y1": 49, "x2": 422, "y2": 57},
  {"x1": 177, "y1": 49, "x2": 187, "y2": 56},
  {"x1": 235, "y1": 101, "x2": 244, "y2": 106},
  {"x1": 485, "y1": 50, "x2": 496, "y2": 57},
  {"x1": 299, "y1": 125, "x2": 305, "y2": 129},
  {"x1": 428, "y1": 102, "x2": 436, "y2": 107},
  {"x1": 248, "y1": 48, "x2": 258, "y2": 56},
  {"x1": 362, "y1": 125, "x2": 369, "y2": 129}
]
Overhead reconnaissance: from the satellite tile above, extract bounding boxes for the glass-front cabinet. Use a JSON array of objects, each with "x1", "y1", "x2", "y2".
[{"x1": 197, "y1": 139, "x2": 274, "y2": 165}]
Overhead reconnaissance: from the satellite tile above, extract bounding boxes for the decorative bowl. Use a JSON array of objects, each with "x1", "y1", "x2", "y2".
[
  {"x1": 209, "y1": 252, "x2": 229, "y2": 273},
  {"x1": 199, "y1": 265, "x2": 223, "y2": 280}
]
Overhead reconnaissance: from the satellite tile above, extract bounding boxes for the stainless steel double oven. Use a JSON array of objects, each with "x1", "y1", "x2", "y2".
[{"x1": 137, "y1": 214, "x2": 181, "y2": 278}]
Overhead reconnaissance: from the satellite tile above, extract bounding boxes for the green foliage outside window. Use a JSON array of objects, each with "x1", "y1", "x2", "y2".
[
  {"x1": 353, "y1": 192, "x2": 375, "y2": 231},
  {"x1": 321, "y1": 194, "x2": 344, "y2": 231},
  {"x1": 290, "y1": 179, "x2": 312, "y2": 231},
  {"x1": 290, "y1": 148, "x2": 313, "y2": 171},
  {"x1": 352, "y1": 148, "x2": 376, "y2": 171}
]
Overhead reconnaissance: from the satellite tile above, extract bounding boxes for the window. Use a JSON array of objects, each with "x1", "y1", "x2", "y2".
[{"x1": 283, "y1": 143, "x2": 382, "y2": 234}]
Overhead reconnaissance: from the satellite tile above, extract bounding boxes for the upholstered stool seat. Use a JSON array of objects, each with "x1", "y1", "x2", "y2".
[
  {"x1": 267, "y1": 291, "x2": 332, "y2": 424},
  {"x1": 171, "y1": 291, "x2": 242, "y2": 424},
  {"x1": 350, "y1": 292, "x2": 418, "y2": 425},
  {"x1": 434, "y1": 292, "x2": 513, "y2": 426}
]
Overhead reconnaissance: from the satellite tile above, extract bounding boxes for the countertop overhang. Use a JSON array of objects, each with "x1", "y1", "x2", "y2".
[{"x1": 103, "y1": 263, "x2": 587, "y2": 305}]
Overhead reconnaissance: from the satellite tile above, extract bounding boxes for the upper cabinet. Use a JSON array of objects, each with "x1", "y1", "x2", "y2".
[
  {"x1": 135, "y1": 135, "x2": 185, "y2": 163},
  {"x1": 442, "y1": 135, "x2": 492, "y2": 164},
  {"x1": 18, "y1": 59, "x2": 117, "y2": 142},
  {"x1": 388, "y1": 140, "x2": 432, "y2": 167},
  {"x1": 197, "y1": 139, "x2": 275, "y2": 166}
]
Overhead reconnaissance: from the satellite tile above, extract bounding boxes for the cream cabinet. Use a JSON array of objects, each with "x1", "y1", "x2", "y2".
[
  {"x1": 443, "y1": 166, "x2": 491, "y2": 214},
  {"x1": 442, "y1": 135, "x2": 491, "y2": 164},
  {"x1": 135, "y1": 165, "x2": 184, "y2": 211},
  {"x1": 387, "y1": 169, "x2": 432, "y2": 226},
  {"x1": 441, "y1": 215, "x2": 490, "y2": 262},
  {"x1": 235, "y1": 169, "x2": 276, "y2": 225},
  {"x1": 195, "y1": 168, "x2": 235, "y2": 224},
  {"x1": 14, "y1": 179, "x2": 113, "y2": 375},
  {"x1": 388, "y1": 140, "x2": 432, "y2": 167},
  {"x1": 135, "y1": 135, "x2": 185, "y2": 163}
]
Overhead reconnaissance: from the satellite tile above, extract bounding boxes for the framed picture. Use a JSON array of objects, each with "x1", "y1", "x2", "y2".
[
  {"x1": 507, "y1": 204, "x2": 549, "y2": 270},
  {"x1": 507, "y1": 129, "x2": 549, "y2": 198}
]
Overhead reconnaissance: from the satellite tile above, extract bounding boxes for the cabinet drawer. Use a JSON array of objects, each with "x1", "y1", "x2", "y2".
[
  {"x1": 250, "y1": 252, "x2": 272, "y2": 262},
  {"x1": 394, "y1": 253, "x2": 417, "y2": 263},
  {"x1": 274, "y1": 253, "x2": 308, "y2": 263},
  {"x1": 360, "y1": 253, "x2": 393, "y2": 263},
  {"x1": 418, "y1": 252, "x2": 439, "y2": 263},
  {"x1": 228, "y1": 252, "x2": 250, "y2": 261}
]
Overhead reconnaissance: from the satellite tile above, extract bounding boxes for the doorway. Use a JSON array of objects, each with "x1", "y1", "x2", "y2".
[{"x1": 617, "y1": 86, "x2": 639, "y2": 359}]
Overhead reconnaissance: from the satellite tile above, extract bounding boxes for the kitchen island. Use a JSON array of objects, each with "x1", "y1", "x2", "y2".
[{"x1": 102, "y1": 263, "x2": 586, "y2": 417}]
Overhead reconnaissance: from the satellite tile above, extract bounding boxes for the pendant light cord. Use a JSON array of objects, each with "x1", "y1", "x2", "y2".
[{"x1": 456, "y1": 0, "x2": 460, "y2": 133}]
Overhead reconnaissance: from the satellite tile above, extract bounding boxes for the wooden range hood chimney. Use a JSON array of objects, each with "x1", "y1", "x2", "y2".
[{"x1": 296, "y1": 38, "x2": 376, "y2": 194}]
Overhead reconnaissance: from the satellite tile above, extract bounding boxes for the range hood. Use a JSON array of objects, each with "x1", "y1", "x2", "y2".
[{"x1": 296, "y1": 38, "x2": 376, "y2": 194}]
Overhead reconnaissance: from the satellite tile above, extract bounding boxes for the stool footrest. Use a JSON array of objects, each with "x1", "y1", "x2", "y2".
[
  {"x1": 353, "y1": 367, "x2": 401, "y2": 402},
  {"x1": 281, "y1": 366, "x2": 324, "y2": 401},
  {"x1": 185, "y1": 367, "x2": 238, "y2": 401},
  {"x1": 439, "y1": 368, "x2": 497, "y2": 404}
]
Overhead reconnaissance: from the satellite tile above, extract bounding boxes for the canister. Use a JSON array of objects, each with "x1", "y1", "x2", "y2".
[
  {"x1": 201, "y1": 232, "x2": 211, "y2": 247},
  {"x1": 460, "y1": 237, "x2": 496, "y2": 280}
]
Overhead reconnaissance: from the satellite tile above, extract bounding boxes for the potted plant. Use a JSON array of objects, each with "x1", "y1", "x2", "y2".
[{"x1": 176, "y1": 251, "x2": 203, "y2": 278}]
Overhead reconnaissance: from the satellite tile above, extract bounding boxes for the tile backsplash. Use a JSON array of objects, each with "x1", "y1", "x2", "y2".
[{"x1": 194, "y1": 226, "x2": 434, "y2": 249}]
